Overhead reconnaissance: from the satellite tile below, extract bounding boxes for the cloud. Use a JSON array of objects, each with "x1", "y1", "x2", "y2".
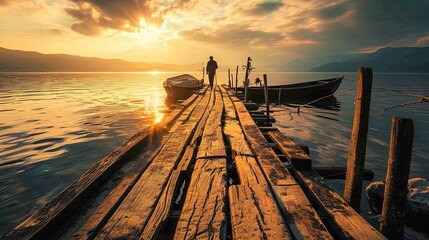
[
  {"x1": 64, "y1": 0, "x2": 174, "y2": 36},
  {"x1": 245, "y1": 1, "x2": 284, "y2": 16},
  {"x1": 180, "y1": 24, "x2": 284, "y2": 48},
  {"x1": 47, "y1": 28, "x2": 68, "y2": 35},
  {"x1": 64, "y1": 0, "x2": 201, "y2": 36},
  {"x1": 275, "y1": 0, "x2": 429, "y2": 56},
  {"x1": 0, "y1": 0, "x2": 13, "y2": 7},
  {"x1": 414, "y1": 36, "x2": 429, "y2": 47},
  {"x1": 61, "y1": 0, "x2": 429, "y2": 61},
  {"x1": 316, "y1": 2, "x2": 349, "y2": 20}
]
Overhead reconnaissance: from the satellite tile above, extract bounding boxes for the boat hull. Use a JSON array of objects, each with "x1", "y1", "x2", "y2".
[
  {"x1": 163, "y1": 74, "x2": 204, "y2": 101},
  {"x1": 236, "y1": 76, "x2": 343, "y2": 102},
  {"x1": 164, "y1": 84, "x2": 203, "y2": 101}
]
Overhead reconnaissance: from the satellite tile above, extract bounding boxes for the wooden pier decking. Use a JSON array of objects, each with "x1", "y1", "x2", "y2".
[{"x1": 3, "y1": 85, "x2": 387, "y2": 240}]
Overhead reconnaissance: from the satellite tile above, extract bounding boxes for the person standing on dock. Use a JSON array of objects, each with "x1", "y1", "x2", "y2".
[{"x1": 206, "y1": 56, "x2": 218, "y2": 89}]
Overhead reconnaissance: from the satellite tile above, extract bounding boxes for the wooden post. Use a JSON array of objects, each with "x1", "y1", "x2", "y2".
[
  {"x1": 235, "y1": 65, "x2": 239, "y2": 94},
  {"x1": 231, "y1": 73, "x2": 234, "y2": 89},
  {"x1": 202, "y1": 67, "x2": 205, "y2": 83},
  {"x1": 228, "y1": 68, "x2": 231, "y2": 88},
  {"x1": 244, "y1": 57, "x2": 251, "y2": 103},
  {"x1": 263, "y1": 74, "x2": 270, "y2": 125},
  {"x1": 344, "y1": 67, "x2": 373, "y2": 212},
  {"x1": 380, "y1": 117, "x2": 413, "y2": 239}
]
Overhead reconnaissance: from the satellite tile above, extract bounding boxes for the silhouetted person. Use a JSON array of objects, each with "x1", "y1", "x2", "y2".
[{"x1": 206, "y1": 56, "x2": 218, "y2": 89}]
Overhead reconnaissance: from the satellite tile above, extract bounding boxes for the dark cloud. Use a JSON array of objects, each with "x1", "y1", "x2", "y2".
[
  {"x1": 245, "y1": 1, "x2": 284, "y2": 16},
  {"x1": 180, "y1": 24, "x2": 284, "y2": 48},
  {"x1": 316, "y1": 2, "x2": 349, "y2": 20},
  {"x1": 283, "y1": 0, "x2": 429, "y2": 55},
  {"x1": 65, "y1": 0, "x2": 193, "y2": 36},
  {"x1": 0, "y1": 0, "x2": 13, "y2": 7}
]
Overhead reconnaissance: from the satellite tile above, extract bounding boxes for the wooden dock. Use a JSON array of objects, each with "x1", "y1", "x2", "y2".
[{"x1": 2, "y1": 85, "x2": 387, "y2": 240}]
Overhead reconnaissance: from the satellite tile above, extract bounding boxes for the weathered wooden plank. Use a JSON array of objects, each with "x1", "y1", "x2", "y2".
[
  {"x1": 222, "y1": 85, "x2": 291, "y2": 238},
  {"x1": 196, "y1": 87, "x2": 227, "y2": 159},
  {"x1": 296, "y1": 169, "x2": 386, "y2": 239},
  {"x1": 71, "y1": 143, "x2": 163, "y2": 239},
  {"x1": 229, "y1": 184, "x2": 291, "y2": 240},
  {"x1": 3, "y1": 127, "x2": 152, "y2": 240},
  {"x1": 139, "y1": 170, "x2": 180, "y2": 240},
  {"x1": 220, "y1": 86, "x2": 253, "y2": 157},
  {"x1": 174, "y1": 159, "x2": 228, "y2": 240},
  {"x1": 268, "y1": 131, "x2": 312, "y2": 171},
  {"x1": 233, "y1": 99, "x2": 295, "y2": 186},
  {"x1": 158, "y1": 86, "x2": 207, "y2": 130},
  {"x1": 223, "y1": 86, "x2": 333, "y2": 240},
  {"x1": 190, "y1": 89, "x2": 215, "y2": 144},
  {"x1": 93, "y1": 89, "x2": 212, "y2": 239},
  {"x1": 170, "y1": 95, "x2": 203, "y2": 132},
  {"x1": 69, "y1": 89, "x2": 208, "y2": 239},
  {"x1": 138, "y1": 90, "x2": 217, "y2": 240},
  {"x1": 176, "y1": 145, "x2": 197, "y2": 172},
  {"x1": 266, "y1": 129, "x2": 384, "y2": 238}
]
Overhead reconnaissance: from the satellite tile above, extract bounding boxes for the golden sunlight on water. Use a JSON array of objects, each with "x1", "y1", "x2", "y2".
[{"x1": 0, "y1": 72, "x2": 177, "y2": 234}]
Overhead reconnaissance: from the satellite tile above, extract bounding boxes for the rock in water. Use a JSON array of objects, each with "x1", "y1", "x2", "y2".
[
  {"x1": 366, "y1": 178, "x2": 429, "y2": 231},
  {"x1": 366, "y1": 181, "x2": 385, "y2": 213},
  {"x1": 406, "y1": 178, "x2": 429, "y2": 229}
]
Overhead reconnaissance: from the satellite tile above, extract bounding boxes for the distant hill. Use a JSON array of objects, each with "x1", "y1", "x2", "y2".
[
  {"x1": 311, "y1": 47, "x2": 429, "y2": 73},
  {"x1": 0, "y1": 47, "x2": 201, "y2": 72}
]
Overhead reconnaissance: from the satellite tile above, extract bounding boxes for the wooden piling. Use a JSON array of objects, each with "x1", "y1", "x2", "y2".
[
  {"x1": 244, "y1": 57, "x2": 251, "y2": 102},
  {"x1": 228, "y1": 68, "x2": 231, "y2": 88},
  {"x1": 263, "y1": 74, "x2": 270, "y2": 125},
  {"x1": 344, "y1": 67, "x2": 373, "y2": 212},
  {"x1": 231, "y1": 73, "x2": 234, "y2": 89},
  {"x1": 379, "y1": 117, "x2": 413, "y2": 239},
  {"x1": 235, "y1": 65, "x2": 239, "y2": 94}
]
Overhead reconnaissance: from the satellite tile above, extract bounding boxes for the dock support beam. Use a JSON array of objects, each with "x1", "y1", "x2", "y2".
[
  {"x1": 380, "y1": 117, "x2": 413, "y2": 239},
  {"x1": 263, "y1": 74, "x2": 270, "y2": 125},
  {"x1": 344, "y1": 67, "x2": 373, "y2": 212},
  {"x1": 244, "y1": 57, "x2": 251, "y2": 102},
  {"x1": 228, "y1": 68, "x2": 231, "y2": 88},
  {"x1": 235, "y1": 65, "x2": 239, "y2": 94}
]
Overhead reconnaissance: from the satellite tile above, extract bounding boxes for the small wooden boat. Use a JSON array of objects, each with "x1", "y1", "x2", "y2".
[
  {"x1": 237, "y1": 76, "x2": 344, "y2": 102},
  {"x1": 163, "y1": 74, "x2": 204, "y2": 100}
]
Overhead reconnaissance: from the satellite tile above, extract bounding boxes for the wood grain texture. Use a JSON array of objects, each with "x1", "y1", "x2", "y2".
[
  {"x1": 297, "y1": 169, "x2": 386, "y2": 239},
  {"x1": 139, "y1": 90, "x2": 217, "y2": 240},
  {"x1": 344, "y1": 67, "x2": 373, "y2": 212},
  {"x1": 220, "y1": 86, "x2": 253, "y2": 157},
  {"x1": 380, "y1": 117, "x2": 413, "y2": 239},
  {"x1": 229, "y1": 185, "x2": 291, "y2": 240},
  {"x1": 139, "y1": 170, "x2": 181, "y2": 240},
  {"x1": 224, "y1": 86, "x2": 332, "y2": 240},
  {"x1": 221, "y1": 86, "x2": 291, "y2": 239},
  {"x1": 196, "y1": 87, "x2": 227, "y2": 159},
  {"x1": 268, "y1": 131, "x2": 312, "y2": 170},
  {"x1": 174, "y1": 159, "x2": 228, "y2": 240},
  {"x1": 93, "y1": 89, "x2": 212, "y2": 239}
]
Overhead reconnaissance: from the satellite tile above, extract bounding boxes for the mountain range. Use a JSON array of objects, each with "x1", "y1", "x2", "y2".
[
  {"x1": 0, "y1": 47, "x2": 202, "y2": 72},
  {"x1": 1, "y1": 46, "x2": 428, "y2": 72},
  {"x1": 311, "y1": 47, "x2": 429, "y2": 72}
]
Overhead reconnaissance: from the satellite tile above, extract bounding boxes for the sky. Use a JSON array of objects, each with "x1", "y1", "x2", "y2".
[{"x1": 1, "y1": 0, "x2": 429, "y2": 65}]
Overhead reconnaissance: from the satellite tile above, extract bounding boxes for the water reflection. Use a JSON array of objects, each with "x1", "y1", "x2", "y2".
[
  {"x1": 0, "y1": 72, "x2": 169, "y2": 234},
  {"x1": 276, "y1": 96, "x2": 341, "y2": 122}
]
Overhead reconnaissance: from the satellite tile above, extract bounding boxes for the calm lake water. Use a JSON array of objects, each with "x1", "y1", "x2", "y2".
[{"x1": 0, "y1": 72, "x2": 428, "y2": 236}]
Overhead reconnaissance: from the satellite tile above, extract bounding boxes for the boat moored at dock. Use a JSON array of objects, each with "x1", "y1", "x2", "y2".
[{"x1": 163, "y1": 74, "x2": 204, "y2": 100}]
